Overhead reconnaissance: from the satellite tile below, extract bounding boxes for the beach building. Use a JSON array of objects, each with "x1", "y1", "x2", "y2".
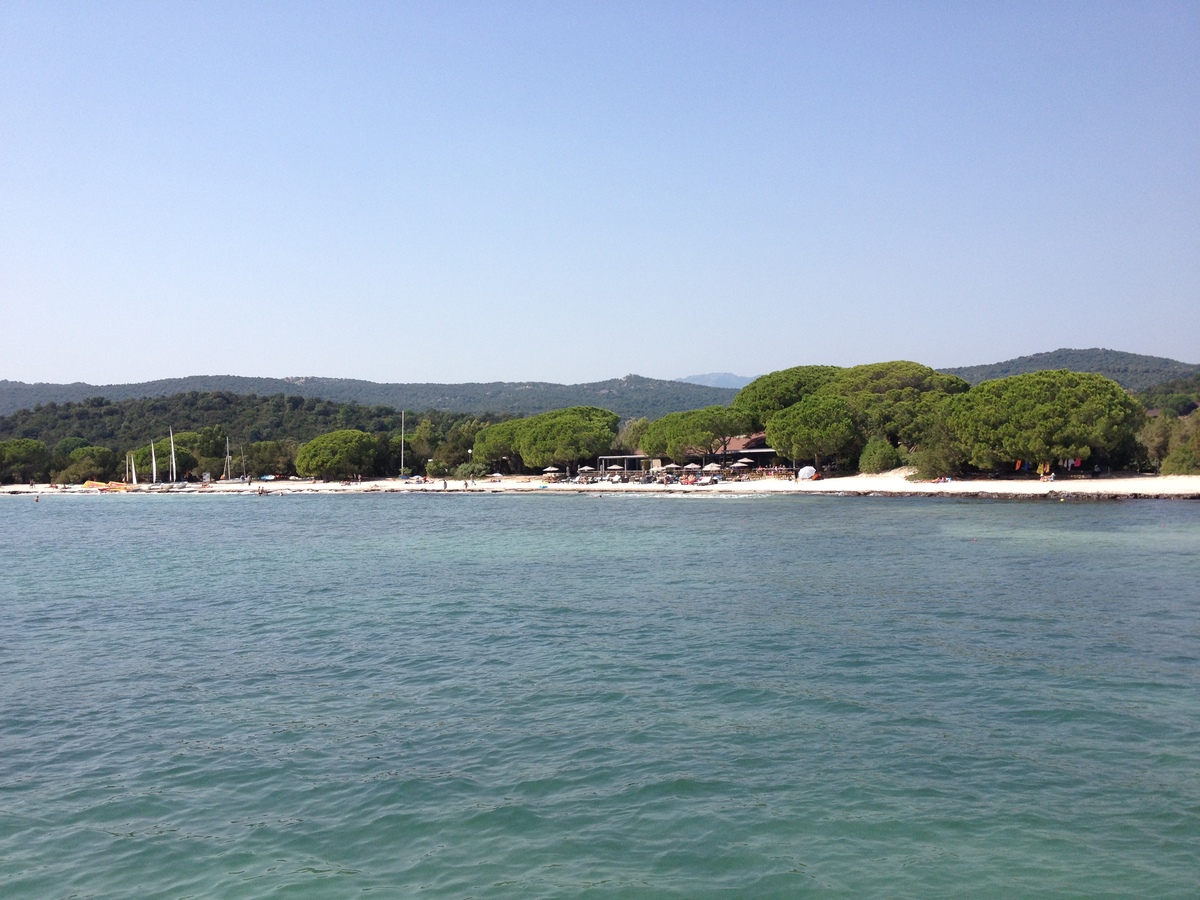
[
  {"x1": 596, "y1": 452, "x2": 648, "y2": 472},
  {"x1": 724, "y1": 432, "x2": 778, "y2": 466},
  {"x1": 589, "y1": 434, "x2": 781, "y2": 474}
]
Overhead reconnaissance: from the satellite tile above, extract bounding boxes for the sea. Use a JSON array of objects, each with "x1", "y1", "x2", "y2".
[{"x1": 1, "y1": 492, "x2": 1198, "y2": 897}]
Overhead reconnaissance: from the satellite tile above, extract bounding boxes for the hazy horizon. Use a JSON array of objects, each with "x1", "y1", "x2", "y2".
[
  {"x1": 3, "y1": 4, "x2": 1197, "y2": 384},
  {"x1": 4, "y1": 344, "x2": 1199, "y2": 391}
]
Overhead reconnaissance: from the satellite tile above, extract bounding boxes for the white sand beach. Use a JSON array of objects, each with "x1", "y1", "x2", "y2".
[{"x1": 4, "y1": 470, "x2": 1199, "y2": 500}]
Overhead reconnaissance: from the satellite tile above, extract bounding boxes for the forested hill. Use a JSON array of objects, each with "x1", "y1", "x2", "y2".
[
  {"x1": 0, "y1": 393, "x2": 499, "y2": 451},
  {"x1": 940, "y1": 348, "x2": 1199, "y2": 392},
  {"x1": 0, "y1": 374, "x2": 736, "y2": 420}
]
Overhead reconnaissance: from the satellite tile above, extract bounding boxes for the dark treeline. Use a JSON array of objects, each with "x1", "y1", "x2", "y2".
[
  {"x1": 0, "y1": 392, "x2": 510, "y2": 483},
  {"x1": 0, "y1": 374, "x2": 738, "y2": 419},
  {"x1": 3, "y1": 362, "x2": 1199, "y2": 484},
  {"x1": 0, "y1": 392, "x2": 510, "y2": 450}
]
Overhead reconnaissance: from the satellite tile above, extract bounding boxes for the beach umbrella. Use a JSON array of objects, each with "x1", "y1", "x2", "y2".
[
  {"x1": 664, "y1": 463, "x2": 681, "y2": 470},
  {"x1": 702, "y1": 463, "x2": 721, "y2": 472},
  {"x1": 607, "y1": 465, "x2": 624, "y2": 471},
  {"x1": 543, "y1": 466, "x2": 560, "y2": 473},
  {"x1": 730, "y1": 462, "x2": 748, "y2": 469},
  {"x1": 578, "y1": 466, "x2": 595, "y2": 472},
  {"x1": 797, "y1": 465, "x2": 816, "y2": 480},
  {"x1": 737, "y1": 457, "x2": 754, "y2": 464},
  {"x1": 490, "y1": 472, "x2": 504, "y2": 477},
  {"x1": 683, "y1": 463, "x2": 701, "y2": 470}
]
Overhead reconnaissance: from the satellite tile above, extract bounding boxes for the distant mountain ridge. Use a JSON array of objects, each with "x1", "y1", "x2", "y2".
[
  {"x1": 940, "y1": 348, "x2": 1199, "y2": 392},
  {"x1": 676, "y1": 372, "x2": 756, "y2": 389},
  {"x1": 0, "y1": 374, "x2": 737, "y2": 421},
  {"x1": 4, "y1": 348, "x2": 1194, "y2": 420}
]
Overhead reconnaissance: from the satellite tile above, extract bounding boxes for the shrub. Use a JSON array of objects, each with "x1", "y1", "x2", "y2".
[
  {"x1": 858, "y1": 437, "x2": 902, "y2": 473},
  {"x1": 1161, "y1": 445, "x2": 1199, "y2": 475},
  {"x1": 453, "y1": 461, "x2": 488, "y2": 480}
]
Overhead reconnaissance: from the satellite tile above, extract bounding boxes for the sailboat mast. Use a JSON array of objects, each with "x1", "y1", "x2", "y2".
[
  {"x1": 169, "y1": 428, "x2": 177, "y2": 483},
  {"x1": 151, "y1": 442, "x2": 157, "y2": 483},
  {"x1": 400, "y1": 410, "x2": 405, "y2": 475}
]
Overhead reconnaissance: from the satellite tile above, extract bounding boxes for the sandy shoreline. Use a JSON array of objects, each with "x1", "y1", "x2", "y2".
[{"x1": 3, "y1": 470, "x2": 1199, "y2": 500}]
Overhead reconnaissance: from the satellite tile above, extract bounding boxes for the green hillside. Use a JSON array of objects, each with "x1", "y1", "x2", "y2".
[
  {"x1": 0, "y1": 374, "x2": 736, "y2": 420},
  {"x1": 1140, "y1": 372, "x2": 1200, "y2": 416},
  {"x1": 0, "y1": 392, "x2": 524, "y2": 467},
  {"x1": 0, "y1": 393, "x2": 436, "y2": 450},
  {"x1": 940, "y1": 348, "x2": 1198, "y2": 392}
]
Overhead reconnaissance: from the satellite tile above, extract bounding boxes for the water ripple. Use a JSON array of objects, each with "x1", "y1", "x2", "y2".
[{"x1": 1, "y1": 494, "x2": 1198, "y2": 896}]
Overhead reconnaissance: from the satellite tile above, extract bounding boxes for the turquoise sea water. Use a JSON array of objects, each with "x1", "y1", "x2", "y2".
[{"x1": 1, "y1": 493, "x2": 1198, "y2": 897}]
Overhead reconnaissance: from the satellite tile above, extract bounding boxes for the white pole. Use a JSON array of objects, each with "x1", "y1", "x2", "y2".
[
  {"x1": 151, "y1": 442, "x2": 157, "y2": 483},
  {"x1": 400, "y1": 410, "x2": 405, "y2": 475},
  {"x1": 169, "y1": 428, "x2": 177, "y2": 483}
]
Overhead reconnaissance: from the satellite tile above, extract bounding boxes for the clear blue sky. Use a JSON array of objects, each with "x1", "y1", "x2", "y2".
[{"x1": 2, "y1": 1, "x2": 1197, "y2": 384}]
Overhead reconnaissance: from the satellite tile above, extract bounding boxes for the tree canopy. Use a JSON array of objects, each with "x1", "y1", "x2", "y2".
[
  {"x1": 639, "y1": 406, "x2": 752, "y2": 461},
  {"x1": 55, "y1": 446, "x2": 119, "y2": 484},
  {"x1": 765, "y1": 394, "x2": 860, "y2": 468},
  {"x1": 613, "y1": 417, "x2": 650, "y2": 454},
  {"x1": 0, "y1": 439, "x2": 50, "y2": 484},
  {"x1": 130, "y1": 438, "x2": 199, "y2": 481},
  {"x1": 514, "y1": 407, "x2": 619, "y2": 468},
  {"x1": 243, "y1": 440, "x2": 299, "y2": 478},
  {"x1": 471, "y1": 419, "x2": 526, "y2": 471},
  {"x1": 946, "y1": 370, "x2": 1144, "y2": 468},
  {"x1": 295, "y1": 429, "x2": 377, "y2": 479},
  {"x1": 818, "y1": 361, "x2": 970, "y2": 448},
  {"x1": 473, "y1": 407, "x2": 619, "y2": 470},
  {"x1": 732, "y1": 366, "x2": 843, "y2": 430}
]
